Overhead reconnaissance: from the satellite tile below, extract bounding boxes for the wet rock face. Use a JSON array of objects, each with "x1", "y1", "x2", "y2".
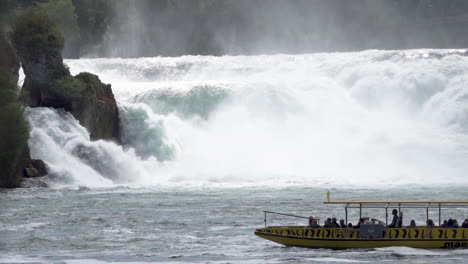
[
  {"x1": 24, "y1": 159, "x2": 48, "y2": 178},
  {"x1": 24, "y1": 167, "x2": 39, "y2": 178},
  {"x1": 31, "y1": 159, "x2": 48, "y2": 176},
  {"x1": 0, "y1": 33, "x2": 20, "y2": 83},
  {"x1": 67, "y1": 73, "x2": 120, "y2": 142},
  {"x1": 13, "y1": 11, "x2": 120, "y2": 142},
  {"x1": 12, "y1": 10, "x2": 69, "y2": 106}
]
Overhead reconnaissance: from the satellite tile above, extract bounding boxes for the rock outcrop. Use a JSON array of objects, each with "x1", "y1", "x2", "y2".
[
  {"x1": 0, "y1": 31, "x2": 20, "y2": 82},
  {"x1": 0, "y1": 33, "x2": 30, "y2": 188},
  {"x1": 12, "y1": 10, "x2": 120, "y2": 142},
  {"x1": 24, "y1": 159, "x2": 48, "y2": 178}
]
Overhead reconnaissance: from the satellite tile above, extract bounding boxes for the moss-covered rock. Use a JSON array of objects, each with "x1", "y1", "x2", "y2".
[
  {"x1": 0, "y1": 31, "x2": 20, "y2": 82},
  {"x1": 12, "y1": 9, "x2": 69, "y2": 85},
  {"x1": 13, "y1": 9, "x2": 70, "y2": 107},
  {"x1": 0, "y1": 67, "x2": 30, "y2": 188},
  {"x1": 13, "y1": 9, "x2": 120, "y2": 142},
  {"x1": 72, "y1": 72, "x2": 120, "y2": 141},
  {"x1": 48, "y1": 72, "x2": 120, "y2": 141}
]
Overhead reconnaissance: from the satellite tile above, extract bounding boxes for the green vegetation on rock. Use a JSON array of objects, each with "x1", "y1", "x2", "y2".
[
  {"x1": 0, "y1": 31, "x2": 31, "y2": 188},
  {"x1": 0, "y1": 31, "x2": 20, "y2": 80},
  {"x1": 75, "y1": 72, "x2": 105, "y2": 95},
  {"x1": 35, "y1": 0, "x2": 80, "y2": 57},
  {"x1": 0, "y1": 71, "x2": 30, "y2": 188},
  {"x1": 36, "y1": 0, "x2": 80, "y2": 40},
  {"x1": 12, "y1": 9, "x2": 64, "y2": 61},
  {"x1": 12, "y1": 9, "x2": 120, "y2": 142},
  {"x1": 51, "y1": 74, "x2": 93, "y2": 101}
]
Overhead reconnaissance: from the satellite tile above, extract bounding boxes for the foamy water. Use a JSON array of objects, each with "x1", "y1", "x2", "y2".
[{"x1": 24, "y1": 49, "x2": 468, "y2": 187}]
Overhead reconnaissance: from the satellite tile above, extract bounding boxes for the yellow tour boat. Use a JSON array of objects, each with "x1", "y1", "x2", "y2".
[{"x1": 255, "y1": 193, "x2": 468, "y2": 249}]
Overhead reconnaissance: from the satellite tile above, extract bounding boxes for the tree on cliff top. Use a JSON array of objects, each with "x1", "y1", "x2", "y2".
[
  {"x1": 35, "y1": 0, "x2": 79, "y2": 39},
  {"x1": 35, "y1": 0, "x2": 80, "y2": 57},
  {"x1": 11, "y1": 9, "x2": 64, "y2": 58}
]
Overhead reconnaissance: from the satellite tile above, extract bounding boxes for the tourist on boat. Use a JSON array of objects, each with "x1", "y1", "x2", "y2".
[
  {"x1": 339, "y1": 219, "x2": 346, "y2": 228},
  {"x1": 309, "y1": 220, "x2": 321, "y2": 228},
  {"x1": 308, "y1": 216, "x2": 320, "y2": 228},
  {"x1": 427, "y1": 219, "x2": 435, "y2": 228},
  {"x1": 407, "y1": 219, "x2": 416, "y2": 228},
  {"x1": 454, "y1": 219, "x2": 459, "y2": 228},
  {"x1": 388, "y1": 209, "x2": 399, "y2": 228},
  {"x1": 347, "y1": 223, "x2": 353, "y2": 228},
  {"x1": 462, "y1": 219, "x2": 468, "y2": 228},
  {"x1": 447, "y1": 219, "x2": 455, "y2": 228},
  {"x1": 324, "y1": 218, "x2": 333, "y2": 228},
  {"x1": 331, "y1": 218, "x2": 340, "y2": 228},
  {"x1": 398, "y1": 211, "x2": 403, "y2": 228},
  {"x1": 441, "y1": 220, "x2": 448, "y2": 228}
]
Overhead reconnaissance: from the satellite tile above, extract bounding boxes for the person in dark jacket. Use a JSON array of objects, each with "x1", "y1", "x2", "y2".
[
  {"x1": 441, "y1": 220, "x2": 448, "y2": 228},
  {"x1": 388, "y1": 209, "x2": 399, "y2": 228},
  {"x1": 324, "y1": 218, "x2": 333, "y2": 228},
  {"x1": 462, "y1": 219, "x2": 468, "y2": 228},
  {"x1": 308, "y1": 216, "x2": 320, "y2": 228},
  {"x1": 406, "y1": 219, "x2": 416, "y2": 228},
  {"x1": 339, "y1": 219, "x2": 346, "y2": 228},
  {"x1": 447, "y1": 219, "x2": 455, "y2": 228},
  {"x1": 427, "y1": 219, "x2": 435, "y2": 228},
  {"x1": 331, "y1": 218, "x2": 340, "y2": 228}
]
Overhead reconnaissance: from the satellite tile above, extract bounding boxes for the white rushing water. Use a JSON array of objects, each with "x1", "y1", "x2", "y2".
[{"x1": 26, "y1": 49, "x2": 468, "y2": 187}]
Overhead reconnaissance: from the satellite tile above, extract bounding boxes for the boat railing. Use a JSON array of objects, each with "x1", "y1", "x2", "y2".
[
  {"x1": 263, "y1": 210, "x2": 312, "y2": 227},
  {"x1": 325, "y1": 192, "x2": 468, "y2": 226}
]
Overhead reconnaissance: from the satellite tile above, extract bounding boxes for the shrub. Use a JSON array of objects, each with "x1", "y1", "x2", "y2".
[
  {"x1": 51, "y1": 73, "x2": 98, "y2": 101},
  {"x1": 11, "y1": 9, "x2": 64, "y2": 62},
  {"x1": 35, "y1": 0, "x2": 80, "y2": 42}
]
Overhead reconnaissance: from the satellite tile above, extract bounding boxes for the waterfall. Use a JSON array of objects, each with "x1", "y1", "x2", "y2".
[{"x1": 27, "y1": 49, "x2": 468, "y2": 187}]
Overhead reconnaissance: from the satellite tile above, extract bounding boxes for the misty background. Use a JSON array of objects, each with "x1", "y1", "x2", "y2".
[
  {"x1": 3, "y1": 0, "x2": 468, "y2": 57},
  {"x1": 97, "y1": 0, "x2": 468, "y2": 58}
]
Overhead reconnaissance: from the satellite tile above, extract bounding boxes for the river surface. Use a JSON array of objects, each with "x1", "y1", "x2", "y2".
[{"x1": 2, "y1": 186, "x2": 468, "y2": 263}]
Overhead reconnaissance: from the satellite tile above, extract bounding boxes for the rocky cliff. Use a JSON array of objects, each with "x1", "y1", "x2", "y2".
[
  {"x1": 12, "y1": 10, "x2": 120, "y2": 142},
  {"x1": 0, "y1": 33, "x2": 31, "y2": 188}
]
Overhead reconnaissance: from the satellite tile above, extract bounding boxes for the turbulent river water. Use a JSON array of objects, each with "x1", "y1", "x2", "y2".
[
  {"x1": 3, "y1": 187, "x2": 468, "y2": 263},
  {"x1": 3, "y1": 49, "x2": 468, "y2": 263}
]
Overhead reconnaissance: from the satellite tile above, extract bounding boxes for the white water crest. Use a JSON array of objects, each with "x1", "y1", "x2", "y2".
[{"x1": 27, "y1": 49, "x2": 468, "y2": 187}]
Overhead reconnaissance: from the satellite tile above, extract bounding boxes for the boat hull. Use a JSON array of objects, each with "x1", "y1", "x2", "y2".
[{"x1": 255, "y1": 226, "x2": 468, "y2": 249}]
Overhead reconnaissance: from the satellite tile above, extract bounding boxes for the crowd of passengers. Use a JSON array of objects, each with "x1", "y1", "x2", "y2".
[{"x1": 308, "y1": 209, "x2": 468, "y2": 228}]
